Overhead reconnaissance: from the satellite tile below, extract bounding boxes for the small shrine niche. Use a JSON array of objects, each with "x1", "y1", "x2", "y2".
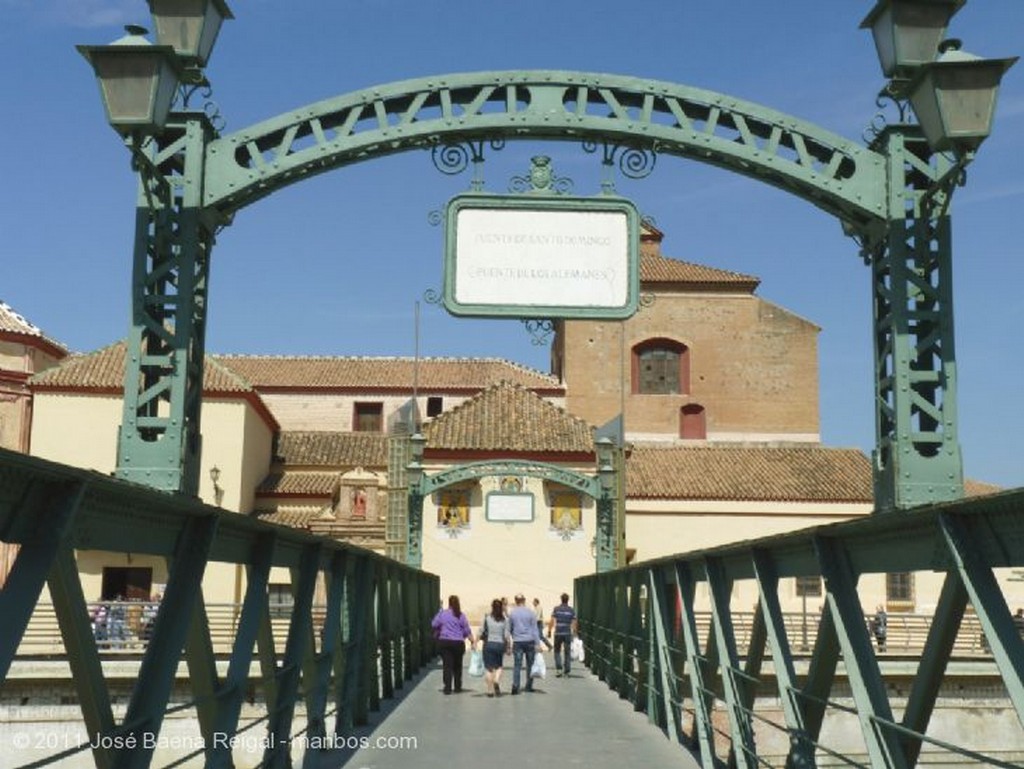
[{"x1": 334, "y1": 467, "x2": 382, "y2": 521}]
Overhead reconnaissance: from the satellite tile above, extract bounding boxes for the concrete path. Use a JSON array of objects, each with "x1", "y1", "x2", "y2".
[{"x1": 303, "y1": 651, "x2": 700, "y2": 768}]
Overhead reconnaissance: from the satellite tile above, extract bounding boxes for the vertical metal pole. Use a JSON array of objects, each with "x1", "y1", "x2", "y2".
[
  {"x1": 870, "y1": 126, "x2": 964, "y2": 510},
  {"x1": 406, "y1": 488, "x2": 423, "y2": 569},
  {"x1": 116, "y1": 115, "x2": 217, "y2": 495}
]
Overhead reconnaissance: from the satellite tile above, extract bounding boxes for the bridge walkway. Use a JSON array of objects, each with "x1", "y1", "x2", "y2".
[{"x1": 303, "y1": 649, "x2": 699, "y2": 769}]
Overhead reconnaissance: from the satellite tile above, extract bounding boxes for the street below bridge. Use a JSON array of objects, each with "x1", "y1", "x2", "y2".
[{"x1": 302, "y1": 650, "x2": 699, "y2": 769}]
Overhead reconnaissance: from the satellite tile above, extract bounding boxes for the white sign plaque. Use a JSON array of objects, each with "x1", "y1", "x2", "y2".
[
  {"x1": 486, "y1": 493, "x2": 534, "y2": 522},
  {"x1": 455, "y1": 208, "x2": 629, "y2": 307},
  {"x1": 443, "y1": 195, "x2": 639, "y2": 319}
]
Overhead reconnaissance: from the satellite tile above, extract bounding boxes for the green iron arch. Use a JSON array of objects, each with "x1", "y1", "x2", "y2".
[
  {"x1": 121, "y1": 68, "x2": 963, "y2": 512},
  {"x1": 203, "y1": 70, "x2": 887, "y2": 236},
  {"x1": 420, "y1": 459, "x2": 601, "y2": 498}
]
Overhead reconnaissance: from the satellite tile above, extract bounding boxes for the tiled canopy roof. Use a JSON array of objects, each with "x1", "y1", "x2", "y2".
[
  {"x1": 0, "y1": 301, "x2": 68, "y2": 353},
  {"x1": 274, "y1": 431, "x2": 388, "y2": 467},
  {"x1": 29, "y1": 340, "x2": 254, "y2": 393},
  {"x1": 626, "y1": 444, "x2": 873, "y2": 503},
  {"x1": 425, "y1": 380, "x2": 594, "y2": 453},
  {"x1": 253, "y1": 506, "x2": 323, "y2": 528},
  {"x1": 257, "y1": 471, "x2": 339, "y2": 496},
  {"x1": 639, "y1": 252, "x2": 760, "y2": 290},
  {"x1": 211, "y1": 355, "x2": 561, "y2": 391}
]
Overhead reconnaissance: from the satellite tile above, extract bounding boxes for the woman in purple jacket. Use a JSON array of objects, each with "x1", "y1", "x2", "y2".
[{"x1": 432, "y1": 595, "x2": 475, "y2": 694}]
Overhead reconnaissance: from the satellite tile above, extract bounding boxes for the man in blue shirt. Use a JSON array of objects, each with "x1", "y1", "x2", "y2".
[
  {"x1": 508, "y1": 593, "x2": 540, "y2": 694},
  {"x1": 547, "y1": 592, "x2": 577, "y2": 678}
]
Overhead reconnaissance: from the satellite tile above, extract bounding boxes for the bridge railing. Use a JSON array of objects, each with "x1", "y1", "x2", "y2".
[
  {"x1": 10, "y1": 601, "x2": 995, "y2": 658},
  {"x1": 576, "y1": 488, "x2": 1024, "y2": 769},
  {"x1": 0, "y1": 448, "x2": 439, "y2": 769}
]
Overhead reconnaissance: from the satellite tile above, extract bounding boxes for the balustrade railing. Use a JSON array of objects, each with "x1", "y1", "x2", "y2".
[
  {"x1": 0, "y1": 448, "x2": 439, "y2": 769},
  {"x1": 577, "y1": 488, "x2": 1024, "y2": 769}
]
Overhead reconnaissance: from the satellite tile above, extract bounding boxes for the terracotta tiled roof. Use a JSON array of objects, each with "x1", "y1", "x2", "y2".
[
  {"x1": 211, "y1": 355, "x2": 561, "y2": 391},
  {"x1": 0, "y1": 301, "x2": 68, "y2": 353},
  {"x1": 640, "y1": 252, "x2": 760, "y2": 290},
  {"x1": 256, "y1": 471, "x2": 338, "y2": 496},
  {"x1": 29, "y1": 340, "x2": 254, "y2": 393},
  {"x1": 253, "y1": 506, "x2": 322, "y2": 528},
  {"x1": 965, "y1": 479, "x2": 1003, "y2": 497},
  {"x1": 625, "y1": 444, "x2": 873, "y2": 503},
  {"x1": 274, "y1": 432, "x2": 388, "y2": 467},
  {"x1": 424, "y1": 380, "x2": 594, "y2": 453}
]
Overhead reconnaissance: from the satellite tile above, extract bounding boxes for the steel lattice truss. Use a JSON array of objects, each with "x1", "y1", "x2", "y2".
[
  {"x1": 118, "y1": 119, "x2": 216, "y2": 495},
  {"x1": 202, "y1": 71, "x2": 887, "y2": 236},
  {"x1": 576, "y1": 490, "x2": 1024, "y2": 769},
  {"x1": 870, "y1": 129, "x2": 962, "y2": 509},
  {"x1": 421, "y1": 458, "x2": 601, "y2": 498},
  {"x1": 116, "y1": 71, "x2": 965, "y2": 510},
  {"x1": 0, "y1": 449, "x2": 438, "y2": 769}
]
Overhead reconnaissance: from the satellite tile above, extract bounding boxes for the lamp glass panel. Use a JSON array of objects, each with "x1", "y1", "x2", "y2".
[
  {"x1": 870, "y1": 2, "x2": 956, "y2": 76},
  {"x1": 150, "y1": 0, "x2": 225, "y2": 64},
  {"x1": 933, "y1": 68, "x2": 1000, "y2": 139},
  {"x1": 869, "y1": 7, "x2": 897, "y2": 75},
  {"x1": 891, "y1": 4, "x2": 951, "y2": 69},
  {"x1": 95, "y1": 52, "x2": 175, "y2": 127}
]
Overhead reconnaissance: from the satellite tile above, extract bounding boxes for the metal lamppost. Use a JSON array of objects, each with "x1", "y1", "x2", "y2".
[
  {"x1": 858, "y1": 0, "x2": 1016, "y2": 510},
  {"x1": 405, "y1": 434, "x2": 427, "y2": 568},
  {"x1": 78, "y1": 0, "x2": 233, "y2": 496},
  {"x1": 594, "y1": 437, "x2": 617, "y2": 573}
]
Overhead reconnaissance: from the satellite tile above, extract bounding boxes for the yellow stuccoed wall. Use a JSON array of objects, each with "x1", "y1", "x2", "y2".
[
  {"x1": 29, "y1": 392, "x2": 274, "y2": 605},
  {"x1": 421, "y1": 473, "x2": 596, "y2": 625}
]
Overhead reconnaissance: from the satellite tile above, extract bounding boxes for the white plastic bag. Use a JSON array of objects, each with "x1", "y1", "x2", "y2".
[
  {"x1": 571, "y1": 637, "x2": 585, "y2": 662},
  {"x1": 530, "y1": 653, "x2": 546, "y2": 679},
  {"x1": 468, "y1": 649, "x2": 484, "y2": 677}
]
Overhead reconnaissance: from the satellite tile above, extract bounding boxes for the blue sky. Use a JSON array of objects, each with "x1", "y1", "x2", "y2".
[{"x1": 2, "y1": 1, "x2": 1021, "y2": 487}]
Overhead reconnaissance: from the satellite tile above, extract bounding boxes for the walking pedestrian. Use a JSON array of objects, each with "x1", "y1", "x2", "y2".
[
  {"x1": 431, "y1": 595, "x2": 475, "y2": 695},
  {"x1": 533, "y1": 598, "x2": 552, "y2": 651},
  {"x1": 508, "y1": 594, "x2": 540, "y2": 694},
  {"x1": 548, "y1": 592, "x2": 577, "y2": 678},
  {"x1": 479, "y1": 598, "x2": 511, "y2": 697},
  {"x1": 871, "y1": 604, "x2": 888, "y2": 652}
]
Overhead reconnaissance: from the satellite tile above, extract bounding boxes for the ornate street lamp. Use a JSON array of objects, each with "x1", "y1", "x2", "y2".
[
  {"x1": 77, "y1": 26, "x2": 182, "y2": 137},
  {"x1": 907, "y1": 40, "x2": 1018, "y2": 154},
  {"x1": 147, "y1": 0, "x2": 234, "y2": 68},
  {"x1": 861, "y1": 0, "x2": 1016, "y2": 156},
  {"x1": 860, "y1": 0, "x2": 964, "y2": 79}
]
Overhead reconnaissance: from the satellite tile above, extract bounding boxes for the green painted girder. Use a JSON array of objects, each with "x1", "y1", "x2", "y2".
[
  {"x1": 870, "y1": 128, "x2": 963, "y2": 510},
  {"x1": 813, "y1": 536, "x2": 906, "y2": 768},
  {"x1": 577, "y1": 484, "x2": 1024, "y2": 769},
  {"x1": 117, "y1": 116, "x2": 214, "y2": 495},
  {"x1": 421, "y1": 458, "x2": 601, "y2": 498},
  {"x1": 0, "y1": 449, "x2": 437, "y2": 769},
  {"x1": 202, "y1": 71, "x2": 888, "y2": 234}
]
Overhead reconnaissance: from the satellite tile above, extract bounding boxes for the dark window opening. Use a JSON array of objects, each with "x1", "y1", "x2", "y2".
[
  {"x1": 101, "y1": 567, "x2": 152, "y2": 601},
  {"x1": 426, "y1": 396, "x2": 443, "y2": 417},
  {"x1": 268, "y1": 583, "x2": 294, "y2": 618},
  {"x1": 354, "y1": 402, "x2": 383, "y2": 432},
  {"x1": 886, "y1": 572, "x2": 914, "y2": 604}
]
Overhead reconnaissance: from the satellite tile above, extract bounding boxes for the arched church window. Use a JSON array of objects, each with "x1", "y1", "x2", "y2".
[{"x1": 632, "y1": 338, "x2": 690, "y2": 394}]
